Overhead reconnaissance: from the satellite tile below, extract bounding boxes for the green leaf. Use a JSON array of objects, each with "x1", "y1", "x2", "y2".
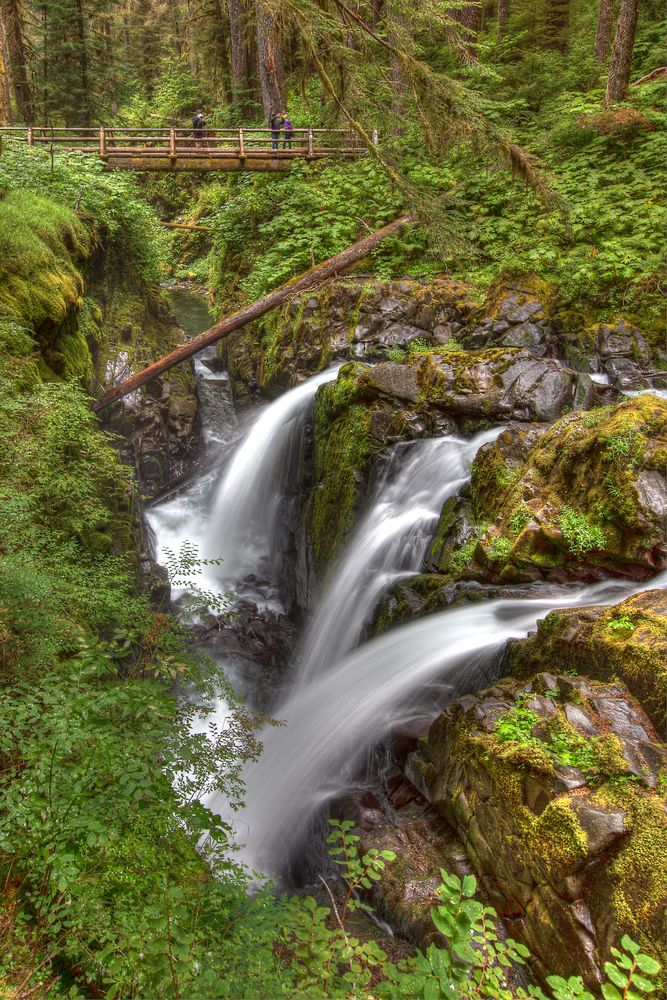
[
  {"x1": 601, "y1": 985, "x2": 622, "y2": 1000},
  {"x1": 635, "y1": 954, "x2": 660, "y2": 976}
]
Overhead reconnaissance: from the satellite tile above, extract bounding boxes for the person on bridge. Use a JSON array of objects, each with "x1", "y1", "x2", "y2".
[
  {"x1": 269, "y1": 111, "x2": 284, "y2": 151},
  {"x1": 192, "y1": 109, "x2": 205, "y2": 146},
  {"x1": 282, "y1": 116, "x2": 294, "y2": 149}
]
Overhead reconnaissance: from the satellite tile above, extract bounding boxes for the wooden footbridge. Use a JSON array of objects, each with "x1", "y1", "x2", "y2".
[{"x1": 0, "y1": 125, "x2": 375, "y2": 171}]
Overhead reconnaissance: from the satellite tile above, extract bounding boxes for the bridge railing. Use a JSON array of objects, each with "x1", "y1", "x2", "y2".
[{"x1": 0, "y1": 126, "x2": 377, "y2": 158}]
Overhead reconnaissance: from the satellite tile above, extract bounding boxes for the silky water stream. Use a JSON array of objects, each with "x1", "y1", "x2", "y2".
[{"x1": 147, "y1": 292, "x2": 666, "y2": 887}]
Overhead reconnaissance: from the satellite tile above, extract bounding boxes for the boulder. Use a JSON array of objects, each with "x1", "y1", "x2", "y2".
[
  {"x1": 410, "y1": 673, "x2": 667, "y2": 986},
  {"x1": 507, "y1": 588, "x2": 667, "y2": 732},
  {"x1": 427, "y1": 395, "x2": 667, "y2": 584}
]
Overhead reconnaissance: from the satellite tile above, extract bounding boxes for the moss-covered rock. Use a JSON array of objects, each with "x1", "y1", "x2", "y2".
[
  {"x1": 507, "y1": 588, "x2": 667, "y2": 731},
  {"x1": 428, "y1": 396, "x2": 667, "y2": 584},
  {"x1": 309, "y1": 362, "x2": 439, "y2": 571},
  {"x1": 410, "y1": 672, "x2": 667, "y2": 986},
  {"x1": 220, "y1": 277, "x2": 480, "y2": 399}
]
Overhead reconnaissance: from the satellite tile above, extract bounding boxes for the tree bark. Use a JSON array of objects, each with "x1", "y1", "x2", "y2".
[
  {"x1": 74, "y1": 0, "x2": 91, "y2": 126},
  {"x1": 594, "y1": 0, "x2": 616, "y2": 62},
  {"x1": 388, "y1": 5, "x2": 408, "y2": 131},
  {"x1": 447, "y1": 2, "x2": 480, "y2": 63},
  {"x1": 0, "y1": 13, "x2": 12, "y2": 121},
  {"x1": 605, "y1": 0, "x2": 640, "y2": 102},
  {"x1": 229, "y1": 0, "x2": 253, "y2": 116},
  {"x1": 497, "y1": 0, "x2": 509, "y2": 38},
  {"x1": 255, "y1": 1, "x2": 284, "y2": 119},
  {"x1": 0, "y1": 0, "x2": 34, "y2": 122},
  {"x1": 93, "y1": 216, "x2": 413, "y2": 412}
]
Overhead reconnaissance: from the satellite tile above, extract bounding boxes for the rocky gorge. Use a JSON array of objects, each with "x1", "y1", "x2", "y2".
[{"x1": 202, "y1": 274, "x2": 667, "y2": 988}]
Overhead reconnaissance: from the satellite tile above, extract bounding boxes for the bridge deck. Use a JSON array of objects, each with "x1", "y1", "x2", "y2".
[{"x1": 0, "y1": 125, "x2": 373, "y2": 170}]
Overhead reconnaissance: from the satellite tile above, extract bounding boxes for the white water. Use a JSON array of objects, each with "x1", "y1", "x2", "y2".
[
  {"x1": 205, "y1": 367, "x2": 340, "y2": 586},
  {"x1": 296, "y1": 428, "x2": 502, "y2": 684},
  {"x1": 211, "y1": 572, "x2": 666, "y2": 878},
  {"x1": 144, "y1": 310, "x2": 665, "y2": 887}
]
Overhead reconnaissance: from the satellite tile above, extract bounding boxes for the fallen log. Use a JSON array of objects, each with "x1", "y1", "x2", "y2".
[
  {"x1": 92, "y1": 215, "x2": 413, "y2": 412},
  {"x1": 159, "y1": 221, "x2": 215, "y2": 232}
]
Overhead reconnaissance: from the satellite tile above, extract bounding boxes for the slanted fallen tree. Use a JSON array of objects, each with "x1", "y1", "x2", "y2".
[{"x1": 92, "y1": 215, "x2": 412, "y2": 412}]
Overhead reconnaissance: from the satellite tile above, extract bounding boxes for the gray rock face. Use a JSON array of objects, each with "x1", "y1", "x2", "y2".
[
  {"x1": 365, "y1": 361, "x2": 420, "y2": 402},
  {"x1": 410, "y1": 348, "x2": 580, "y2": 423},
  {"x1": 411, "y1": 672, "x2": 666, "y2": 986},
  {"x1": 105, "y1": 374, "x2": 202, "y2": 498},
  {"x1": 461, "y1": 292, "x2": 659, "y2": 394},
  {"x1": 636, "y1": 470, "x2": 667, "y2": 518}
]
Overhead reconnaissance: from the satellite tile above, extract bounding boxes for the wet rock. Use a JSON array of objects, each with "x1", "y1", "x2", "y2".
[
  {"x1": 508, "y1": 588, "x2": 667, "y2": 731},
  {"x1": 364, "y1": 362, "x2": 419, "y2": 403},
  {"x1": 411, "y1": 349, "x2": 577, "y2": 423},
  {"x1": 569, "y1": 799, "x2": 627, "y2": 856},
  {"x1": 428, "y1": 396, "x2": 667, "y2": 585},
  {"x1": 412, "y1": 672, "x2": 667, "y2": 985}
]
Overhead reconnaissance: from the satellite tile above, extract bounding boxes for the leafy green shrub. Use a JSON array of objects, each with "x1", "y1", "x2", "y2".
[
  {"x1": 606, "y1": 614, "x2": 637, "y2": 634},
  {"x1": 558, "y1": 506, "x2": 606, "y2": 555}
]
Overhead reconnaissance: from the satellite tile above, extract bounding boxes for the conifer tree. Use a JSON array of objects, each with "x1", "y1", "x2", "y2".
[
  {"x1": 0, "y1": 0, "x2": 34, "y2": 121},
  {"x1": 605, "y1": 0, "x2": 639, "y2": 101},
  {"x1": 594, "y1": 0, "x2": 617, "y2": 63}
]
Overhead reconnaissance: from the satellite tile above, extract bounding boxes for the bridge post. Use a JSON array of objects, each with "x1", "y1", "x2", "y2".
[
  {"x1": 372, "y1": 128, "x2": 379, "y2": 145},
  {"x1": 99, "y1": 126, "x2": 107, "y2": 157},
  {"x1": 169, "y1": 127, "x2": 176, "y2": 158},
  {"x1": 27, "y1": 126, "x2": 33, "y2": 147},
  {"x1": 307, "y1": 128, "x2": 314, "y2": 157},
  {"x1": 239, "y1": 127, "x2": 245, "y2": 158}
]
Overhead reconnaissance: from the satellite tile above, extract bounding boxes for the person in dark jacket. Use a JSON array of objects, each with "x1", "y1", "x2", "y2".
[
  {"x1": 282, "y1": 115, "x2": 294, "y2": 149},
  {"x1": 269, "y1": 111, "x2": 283, "y2": 151},
  {"x1": 192, "y1": 109, "x2": 205, "y2": 146}
]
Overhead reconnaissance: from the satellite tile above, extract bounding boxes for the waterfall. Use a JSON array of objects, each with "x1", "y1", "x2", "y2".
[
  {"x1": 211, "y1": 573, "x2": 665, "y2": 879},
  {"x1": 296, "y1": 428, "x2": 502, "y2": 684},
  {"x1": 204, "y1": 367, "x2": 340, "y2": 587}
]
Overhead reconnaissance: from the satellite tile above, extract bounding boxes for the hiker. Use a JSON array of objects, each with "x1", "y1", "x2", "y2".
[
  {"x1": 269, "y1": 111, "x2": 283, "y2": 151},
  {"x1": 192, "y1": 109, "x2": 205, "y2": 146},
  {"x1": 282, "y1": 115, "x2": 294, "y2": 149}
]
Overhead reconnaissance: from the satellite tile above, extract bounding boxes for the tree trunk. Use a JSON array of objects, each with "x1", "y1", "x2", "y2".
[
  {"x1": 543, "y1": 0, "x2": 569, "y2": 51},
  {"x1": 0, "y1": 0, "x2": 34, "y2": 123},
  {"x1": 605, "y1": 0, "x2": 639, "y2": 102},
  {"x1": 229, "y1": 0, "x2": 252, "y2": 116},
  {"x1": 256, "y1": 1, "x2": 284, "y2": 119},
  {"x1": 497, "y1": 0, "x2": 509, "y2": 38},
  {"x1": 0, "y1": 14, "x2": 11, "y2": 121},
  {"x1": 211, "y1": 0, "x2": 232, "y2": 103},
  {"x1": 74, "y1": 0, "x2": 91, "y2": 126},
  {"x1": 93, "y1": 216, "x2": 413, "y2": 413},
  {"x1": 594, "y1": 0, "x2": 616, "y2": 62},
  {"x1": 447, "y1": 2, "x2": 480, "y2": 62}
]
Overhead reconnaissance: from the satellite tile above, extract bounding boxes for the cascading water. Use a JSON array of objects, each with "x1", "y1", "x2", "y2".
[
  {"x1": 211, "y1": 572, "x2": 666, "y2": 879},
  {"x1": 145, "y1": 315, "x2": 664, "y2": 894},
  {"x1": 204, "y1": 366, "x2": 340, "y2": 588},
  {"x1": 296, "y1": 428, "x2": 502, "y2": 684}
]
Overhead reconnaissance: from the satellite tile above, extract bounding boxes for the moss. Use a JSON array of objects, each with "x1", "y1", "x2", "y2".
[
  {"x1": 467, "y1": 396, "x2": 667, "y2": 578},
  {"x1": 0, "y1": 190, "x2": 89, "y2": 336},
  {"x1": 310, "y1": 390, "x2": 379, "y2": 572},
  {"x1": 409, "y1": 346, "x2": 519, "y2": 404},
  {"x1": 508, "y1": 590, "x2": 667, "y2": 730},
  {"x1": 527, "y1": 798, "x2": 588, "y2": 880},
  {"x1": 592, "y1": 783, "x2": 667, "y2": 965}
]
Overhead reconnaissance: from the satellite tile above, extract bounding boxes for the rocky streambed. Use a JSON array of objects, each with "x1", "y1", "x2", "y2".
[{"x1": 131, "y1": 275, "x2": 666, "y2": 990}]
